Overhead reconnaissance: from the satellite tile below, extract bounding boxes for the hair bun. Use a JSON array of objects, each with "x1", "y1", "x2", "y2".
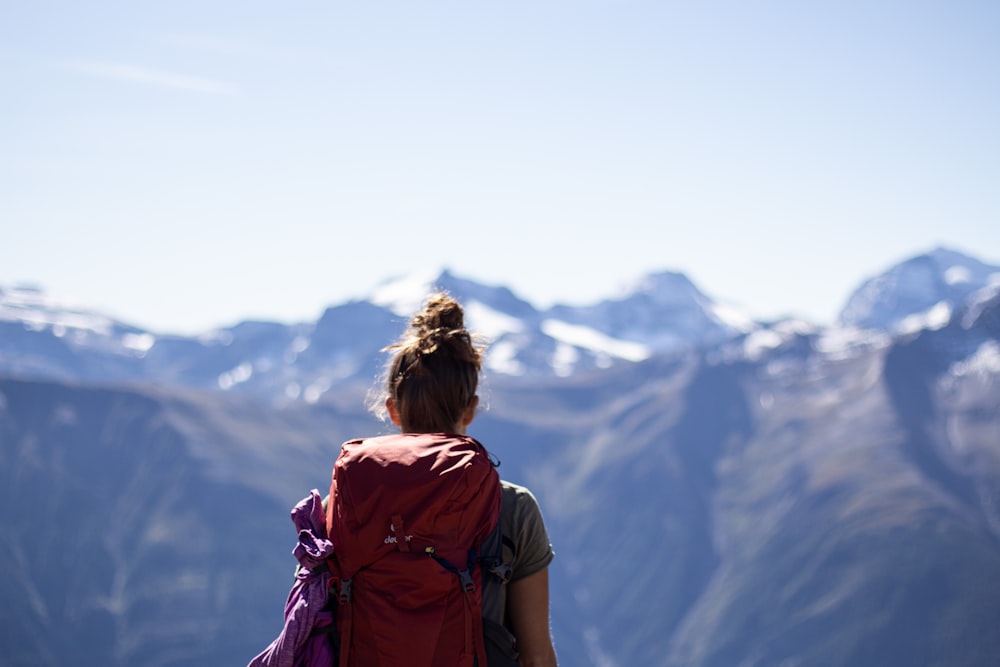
[
  {"x1": 401, "y1": 292, "x2": 481, "y2": 361},
  {"x1": 412, "y1": 293, "x2": 465, "y2": 334}
]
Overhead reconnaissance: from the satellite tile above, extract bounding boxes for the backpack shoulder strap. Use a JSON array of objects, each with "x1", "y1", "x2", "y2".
[
  {"x1": 480, "y1": 501, "x2": 512, "y2": 585},
  {"x1": 479, "y1": 496, "x2": 523, "y2": 666}
]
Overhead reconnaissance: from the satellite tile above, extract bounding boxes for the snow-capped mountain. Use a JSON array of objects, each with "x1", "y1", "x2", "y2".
[
  {"x1": 1, "y1": 247, "x2": 996, "y2": 404},
  {"x1": 367, "y1": 268, "x2": 728, "y2": 377},
  {"x1": 544, "y1": 270, "x2": 755, "y2": 352},
  {"x1": 0, "y1": 284, "x2": 154, "y2": 381},
  {"x1": 0, "y1": 265, "x2": 754, "y2": 396},
  {"x1": 839, "y1": 246, "x2": 1000, "y2": 333}
]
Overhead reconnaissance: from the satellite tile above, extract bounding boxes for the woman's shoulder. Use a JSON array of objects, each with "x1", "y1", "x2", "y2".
[
  {"x1": 499, "y1": 479, "x2": 548, "y2": 527},
  {"x1": 500, "y1": 479, "x2": 541, "y2": 505}
]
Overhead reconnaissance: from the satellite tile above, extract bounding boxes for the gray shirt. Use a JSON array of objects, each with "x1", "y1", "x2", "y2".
[{"x1": 481, "y1": 480, "x2": 556, "y2": 626}]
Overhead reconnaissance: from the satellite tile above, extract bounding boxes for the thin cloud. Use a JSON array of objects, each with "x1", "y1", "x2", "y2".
[
  {"x1": 68, "y1": 60, "x2": 236, "y2": 95},
  {"x1": 162, "y1": 34, "x2": 309, "y2": 66}
]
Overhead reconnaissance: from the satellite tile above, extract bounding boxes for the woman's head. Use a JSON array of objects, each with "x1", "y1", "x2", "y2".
[{"x1": 378, "y1": 292, "x2": 484, "y2": 434}]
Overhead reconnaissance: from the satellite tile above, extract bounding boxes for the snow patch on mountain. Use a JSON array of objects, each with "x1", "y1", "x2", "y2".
[
  {"x1": 961, "y1": 284, "x2": 1000, "y2": 330},
  {"x1": 369, "y1": 270, "x2": 441, "y2": 317},
  {"x1": 945, "y1": 265, "x2": 972, "y2": 285},
  {"x1": 1, "y1": 285, "x2": 117, "y2": 335},
  {"x1": 815, "y1": 326, "x2": 887, "y2": 360},
  {"x1": 896, "y1": 301, "x2": 952, "y2": 335},
  {"x1": 743, "y1": 329, "x2": 785, "y2": 360},
  {"x1": 199, "y1": 329, "x2": 234, "y2": 346},
  {"x1": 741, "y1": 319, "x2": 827, "y2": 361},
  {"x1": 122, "y1": 333, "x2": 156, "y2": 355},
  {"x1": 284, "y1": 336, "x2": 311, "y2": 364},
  {"x1": 950, "y1": 341, "x2": 1000, "y2": 376},
  {"x1": 709, "y1": 302, "x2": 757, "y2": 332},
  {"x1": 485, "y1": 341, "x2": 527, "y2": 376},
  {"x1": 551, "y1": 342, "x2": 581, "y2": 377},
  {"x1": 218, "y1": 363, "x2": 253, "y2": 390},
  {"x1": 465, "y1": 301, "x2": 525, "y2": 340},
  {"x1": 541, "y1": 319, "x2": 650, "y2": 362}
]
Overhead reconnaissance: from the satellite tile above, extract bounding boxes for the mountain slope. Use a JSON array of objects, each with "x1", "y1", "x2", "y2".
[
  {"x1": 0, "y1": 378, "x2": 380, "y2": 666},
  {"x1": 483, "y1": 283, "x2": 1000, "y2": 666}
]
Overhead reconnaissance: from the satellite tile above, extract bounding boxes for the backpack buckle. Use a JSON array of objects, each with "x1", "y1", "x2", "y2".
[
  {"x1": 489, "y1": 562, "x2": 513, "y2": 584},
  {"x1": 458, "y1": 569, "x2": 476, "y2": 593},
  {"x1": 338, "y1": 578, "x2": 352, "y2": 604}
]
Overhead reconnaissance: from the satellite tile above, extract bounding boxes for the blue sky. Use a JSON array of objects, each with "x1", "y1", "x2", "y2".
[{"x1": 3, "y1": 1, "x2": 998, "y2": 334}]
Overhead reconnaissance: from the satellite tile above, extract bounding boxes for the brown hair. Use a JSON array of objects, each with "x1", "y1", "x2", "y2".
[{"x1": 378, "y1": 292, "x2": 484, "y2": 433}]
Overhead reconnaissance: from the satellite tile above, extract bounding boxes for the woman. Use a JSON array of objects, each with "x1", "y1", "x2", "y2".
[{"x1": 331, "y1": 292, "x2": 558, "y2": 667}]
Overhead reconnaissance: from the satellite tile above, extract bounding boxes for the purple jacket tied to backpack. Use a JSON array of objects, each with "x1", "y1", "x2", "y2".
[{"x1": 248, "y1": 490, "x2": 337, "y2": 667}]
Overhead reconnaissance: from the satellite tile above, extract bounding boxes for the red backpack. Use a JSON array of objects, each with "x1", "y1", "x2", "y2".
[{"x1": 326, "y1": 433, "x2": 502, "y2": 667}]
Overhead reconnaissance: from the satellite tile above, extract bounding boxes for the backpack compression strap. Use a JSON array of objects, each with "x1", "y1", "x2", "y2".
[
  {"x1": 427, "y1": 547, "x2": 489, "y2": 667},
  {"x1": 336, "y1": 578, "x2": 353, "y2": 667}
]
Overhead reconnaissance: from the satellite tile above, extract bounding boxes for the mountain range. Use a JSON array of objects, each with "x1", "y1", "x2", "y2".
[
  {"x1": 1, "y1": 246, "x2": 999, "y2": 666},
  {"x1": 3, "y1": 246, "x2": 997, "y2": 397}
]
